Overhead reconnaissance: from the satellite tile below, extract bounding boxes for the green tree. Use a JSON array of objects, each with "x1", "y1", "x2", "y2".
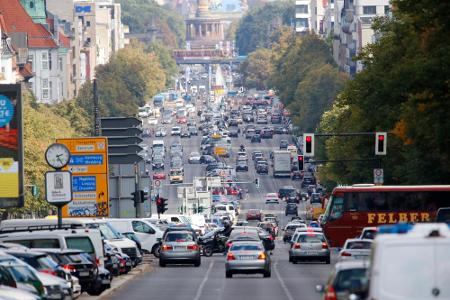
[
  {"x1": 235, "y1": 1, "x2": 294, "y2": 55},
  {"x1": 119, "y1": 0, "x2": 185, "y2": 48},
  {"x1": 318, "y1": 0, "x2": 450, "y2": 185},
  {"x1": 147, "y1": 42, "x2": 178, "y2": 87},
  {"x1": 240, "y1": 48, "x2": 273, "y2": 90}
]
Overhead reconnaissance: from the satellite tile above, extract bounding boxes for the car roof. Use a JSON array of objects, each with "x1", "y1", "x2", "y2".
[
  {"x1": 345, "y1": 238, "x2": 373, "y2": 244},
  {"x1": 334, "y1": 260, "x2": 370, "y2": 271}
]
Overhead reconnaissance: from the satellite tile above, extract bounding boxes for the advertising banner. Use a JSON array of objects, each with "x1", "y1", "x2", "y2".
[{"x1": 0, "y1": 84, "x2": 23, "y2": 208}]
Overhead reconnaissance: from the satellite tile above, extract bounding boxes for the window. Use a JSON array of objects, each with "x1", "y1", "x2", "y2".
[
  {"x1": 28, "y1": 54, "x2": 34, "y2": 70},
  {"x1": 86, "y1": 21, "x2": 91, "y2": 27},
  {"x1": 58, "y1": 57, "x2": 63, "y2": 71},
  {"x1": 384, "y1": 5, "x2": 390, "y2": 14},
  {"x1": 132, "y1": 221, "x2": 155, "y2": 234},
  {"x1": 65, "y1": 237, "x2": 94, "y2": 254},
  {"x1": 49, "y1": 80, "x2": 52, "y2": 99},
  {"x1": 296, "y1": 18, "x2": 309, "y2": 29},
  {"x1": 363, "y1": 5, "x2": 377, "y2": 15},
  {"x1": 48, "y1": 51, "x2": 52, "y2": 70},
  {"x1": 296, "y1": 4, "x2": 308, "y2": 14},
  {"x1": 41, "y1": 51, "x2": 48, "y2": 69},
  {"x1": 29, "y1": 1, "x2": 34, "y2": 8},
  {"x1": 42, "y1": 79, "x2": 49, "y2": 99}
]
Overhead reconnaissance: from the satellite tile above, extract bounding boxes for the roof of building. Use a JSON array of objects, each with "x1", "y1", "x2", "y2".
[
  {"x1": 58, "y1": 30, "x2": 70, "y2": 48},
  {"x1": 0, "y1": 0, "x2": 57, "y2": 48}
]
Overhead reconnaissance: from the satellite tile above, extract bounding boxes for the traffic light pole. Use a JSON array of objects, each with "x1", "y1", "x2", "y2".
[{"x1": 134, "y1": 163, "x2": 142, "y2": 218}]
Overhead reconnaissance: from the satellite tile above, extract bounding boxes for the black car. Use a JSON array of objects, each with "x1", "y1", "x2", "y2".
[
  {"x1": 251, "y1": 134, "x2": 261, "y2": 143},
  {"x1": 200, "y1": 155, "x2": 216, "y2": 164},
  {"x1": 256, "y1": 163, "x2": 269, "y2": 174},
  {"x1": 260, "y1": 129, "x2": 273, "y2": 139},
  {"x1": 274, "y1": 126, "x2": 288, "y2": 134},
  {"x1": 285, "y1": 203, "x2": 298, "y2": 216},
  {"x1": 302, "y1": 177, "x2": 316, "y2": 188},
  {"x1": 152, "y1": 158, "x2": 164, "y2": 170},
  {"x1": 228, "y1": 119, "x2": 238, "y2": 126},
  {"x1": 181, "y1": 129, "x2": 191, "y2": 138},
  {"x1": 235, "y1": 161, "x2": 249, "y2": 172},
  {"x1": 279, "y1": 140, "x2": 289, "y2": 149},
  {"x1": 291, "y1": 170, "x2": 302, "y2": 180},
  {"x1": 279, "y1": 186, "x2": 297, "y2": 199},
  {"x1": 188, "y1": 126, "x2": 198, "y2": 136},
  {"x1": 228, "y1": 128, "x2": 239, "y2": 137}
]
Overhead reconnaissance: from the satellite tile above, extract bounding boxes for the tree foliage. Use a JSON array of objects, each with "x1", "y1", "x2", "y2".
[
  {"x1": 118, "y1": 0, "x2": 185, "y2": 48},
  {"x1": 76, "y1": 43, "x2": 166, "y2": 117},
  {"x1": 235, "y1": 0, "x2": 294, "y2": 55},
  {"x1": 240, "y1": 48, "x2": 273, "y2": 90},
  {"x1": 146, "y1": 41, "x2": 178, "y2": 87},
  {"x1": 318, "y1": 0, "x2": 450, "y2": 185}
]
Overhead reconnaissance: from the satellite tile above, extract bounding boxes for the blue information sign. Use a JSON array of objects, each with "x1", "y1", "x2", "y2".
[
  {"x1": 0, "y1": 95, "x2": 14, "y2": 128},
  {"x1": 72, "y1": 176, "x2": 96, "y2": 192},
  {"x1": 69, "y1": 155, "x2": 103, "y2": 165}
]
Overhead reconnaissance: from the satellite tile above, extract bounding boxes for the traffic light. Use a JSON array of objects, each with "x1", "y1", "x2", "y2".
[
  {"x1": 254, "y1": 178, "x2": 260, "y2": 188},
  {"x1": 161, "y1": 197, "x2": 168, "y2": 214},
  {"x1": 198, "y1": 206, "x2": 204, "y2": 213},
  {"x1": 303, "y1": 133, "x2": 314, "y2": 157},
  {"x1": 375, "y1": 132, "x2": 387, "y2": 155},
  {"x1": 139, "y1": 190, "x2": 148, "y2": 203},
  {"x1": 131, "y1": 191, "x2": 140, "y2": 207},
  {"x1": 298, "y1": 155, "x2": 304, "y2": 171}
]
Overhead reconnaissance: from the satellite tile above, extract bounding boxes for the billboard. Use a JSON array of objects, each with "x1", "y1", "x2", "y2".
[
  {"x1": 0, "y1": 84, "x2": 23, "y2": 208},
  {"x1": 57, "y1": 137, "x2": 109, "y2": 217}
]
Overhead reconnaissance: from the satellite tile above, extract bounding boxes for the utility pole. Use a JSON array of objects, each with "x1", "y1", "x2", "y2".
[
  {"x1": 134, "y1": 163, "x2": 142, "y2": 218},
  {"x1": 93, "y1": 79, "x2": 100, "y2": 136}
]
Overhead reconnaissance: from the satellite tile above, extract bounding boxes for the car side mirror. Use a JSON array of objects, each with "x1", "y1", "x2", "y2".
[{"x1": 315, "y1": 285, "x2": 325, "y2": 293}]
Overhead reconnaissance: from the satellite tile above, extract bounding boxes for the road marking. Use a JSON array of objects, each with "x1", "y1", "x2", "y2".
[
  {"x1": 274, "y1": 261, "x2": 295, "y2": 300},
  {"x1": 193, "y1": 260, "x2": 215, "y2": 300}
]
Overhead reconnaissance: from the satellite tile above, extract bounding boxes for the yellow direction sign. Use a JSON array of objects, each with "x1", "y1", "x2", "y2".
[
  {"x1": 214, "y1": 146, "x2": 226, "y2": 156},
  {"x1": 57, "y1": 137, "x2": 109, "y2": 217}
]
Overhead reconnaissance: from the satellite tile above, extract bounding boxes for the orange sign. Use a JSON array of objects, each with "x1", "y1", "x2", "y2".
[
  {"x1": 57, "y1": 137, "x2": 109, "y2": 217},
  {"x1": 367, "y1": 212, "x2": 431, "y2": 224}
]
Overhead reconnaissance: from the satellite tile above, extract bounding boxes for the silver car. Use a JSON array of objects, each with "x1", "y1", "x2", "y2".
[
  {"x1": 225, "y1": 241, "x2": 271, "y2": 278},
  {"x1": 289, "y1": 232, "x2": 330, "y2": 264},
  {"x1": 159, "y1": 231, "x2": 201, "y2": 267},
  {"x1": 339, "y1": 239, "x2": 372, "y2": 261}
]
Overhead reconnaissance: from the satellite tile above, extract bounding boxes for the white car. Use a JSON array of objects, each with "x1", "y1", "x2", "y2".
[
  {"x1": 339, "y1": 238, "x2": 373, "y2": 261},
  {"x1": 171, "y1": 126, "x2": 181, "y2": 136},
  {"x1": 155, "y1": 127, "x2": 166, "y2": 137},
  {"x1": 188, "y1": 152, "x2": 201, "y2": 164},
  {"x1": 148, "y1": 117, "x2": 158, "y2": 125},
  {"x1": 185, "y1": 103, "x2": 196, "y2": 113},
  {"x1": 265, "y1": 193, "x2": 280, "y2": 204}
]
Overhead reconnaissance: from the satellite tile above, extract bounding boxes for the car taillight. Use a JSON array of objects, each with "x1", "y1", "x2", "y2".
[
  {"x1": 40, "y1": 269, "x2": 57, "y2": 276},
  {"x1": 293, "y1": 243, "x2": 301, "y2": 249},
  {"x1": 63, "y1": 265, "x2": 76, "y2": 272},
  {"x1": 226, "y1": 242, "x2": 233, "y2": 248},
  {"x1": 162, "y1": 244, "x2": 173, "y2": 251},
  {"x1": 187, "y1": 244, "x2": 199, "y2": 251},
  {"x1": 322, "y1": 242, "x2": 329, "y2": 249},
  {"x1": 325, "y1": 285, "x2": 337, "y2": 300},
  {"x1": 96, "y1": 258, "x2": 100, "y2": 266},
  {"x1": 268, "y1": 235, "x2": 274, "y2": 241},
  {"x1": 341, "y1": 251, "x2": 352, "y2": 257},
  {"x1": 258, "y1": 252, "x2": 266, "y2": 260},
  {"x1": 227, "y1": 252, "x2": 236, "y2": 261}
]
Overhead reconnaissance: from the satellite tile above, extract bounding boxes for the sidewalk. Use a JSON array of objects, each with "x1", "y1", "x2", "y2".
[{"x1": 79, "y1": 260, "x2": 153, "y2": 300}]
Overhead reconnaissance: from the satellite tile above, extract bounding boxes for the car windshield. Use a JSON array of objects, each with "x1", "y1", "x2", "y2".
[
  {"x1": 165, "y1": 233, "x2": 194, "y2": 242},
  {"x1": 346, "y1": 241, "x2": 372, "y2": 250},
  {"x1": 230, "y1": 244, "x2": 263, "y2": 251},
  {"x1": 297, "y1": 234, "x2": 326, "y2": 243},
  {"x1": 98, "y1": 223, "x2": 122, "y2": 239}
]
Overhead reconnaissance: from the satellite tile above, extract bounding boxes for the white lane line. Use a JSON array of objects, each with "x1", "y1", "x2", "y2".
[
  {"x1": 274, "y1": 261, "x2": 295, "y2": 300},
  {"x1": 193, "y1": 260, "x2": 215, "y2": 300}
]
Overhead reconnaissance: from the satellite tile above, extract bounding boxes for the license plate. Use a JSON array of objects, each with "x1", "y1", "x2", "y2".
[
  {"x1": 305, "y1": 251, "x2": 318, "y2": 255},
  {"x1": 113, "y1": 263, "x2": 118, "y2": 268},
  {"x1": 239, "y1": 256, "x2": 255, "y2": 260},
  {"x1": 174, "y1": 246, "x2": 186, "y2": 251},
  {"x1": 79, "y1": 271, "x2": 89, "y2": 277},
  {"x1": 126, "y1": 261, "x2": 132, "y2": 266},
  {"x1": 102, "y1": 279, "x2": 110, "y2": 284}
]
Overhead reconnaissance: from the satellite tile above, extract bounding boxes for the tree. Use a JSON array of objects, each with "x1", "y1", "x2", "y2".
[
  {"x1": 317, "y1": 0, "x2": 450, "y2": 185},
  {"x1": 235, "y1": 1, "x2": 294, "y2": 55},
  {"x1": 147, "y1": 42, "x2": 178, "y2": 87},
  {"x1": 76, "y1": 43, "x2": 166, "y2": 117},
  {"x1": 240, "y1": 48, "x2": 273, "y2": 90}
]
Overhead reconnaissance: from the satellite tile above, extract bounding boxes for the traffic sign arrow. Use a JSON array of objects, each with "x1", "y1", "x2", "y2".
[
  {"x1": 107, "y1": 136, "x2": 143, "y2": 146},
  {"x1": 101, "y1": 117, "x2": 141, "y2": 128},
  {"x1": 108, "y1": 144, "x2": 144, "y2": 155},
  {"x1": 108, "y1": 153, "x2": 143, "y2": 164},
  {"x1": 101, "y1": 127, "x2": 142, "y2": 137}
]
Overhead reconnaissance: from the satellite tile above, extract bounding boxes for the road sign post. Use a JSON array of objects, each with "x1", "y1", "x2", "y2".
[
  {"x1": 374, "y1": 168, "x2": 384, "y2": 185},
  {"x1": 45, "y1": 171, "x2": 73, "y2": 228}
]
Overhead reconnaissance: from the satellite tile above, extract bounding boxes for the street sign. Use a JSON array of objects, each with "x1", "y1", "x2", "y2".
[
  {"x1": 154, "y1": 180, "x2": 161, "y2": 187},
  {"x1": 57, "y1": 137, "x2": 109, "y2": 217},
  {"x1": 100, "y1": 117, "x2": 141, "y2": 128},
  {"x1": 108, "y1": 145, "x2": 144, "y2": 154},
  {"x1": 0, "y1": 84, "x2": 23, "y2": 208},
  {"x1": 373, "y1": 168, "x2": 384, "y2": 185},
  {"x1": 109, "y1": 153, "x2": 143, "y2": 164},
  {"x1": 45, "y1": 171, "x2": 72, "y2": 205},
  {"x1": 107, "y1": 137, "x2": 143, "y2": 146},
  {"x1": 214, "y1": 146, "x2": 227, "y2": 156},
  {"x1": 101, "y1": 128, "x2": 142, "y2": 137}
]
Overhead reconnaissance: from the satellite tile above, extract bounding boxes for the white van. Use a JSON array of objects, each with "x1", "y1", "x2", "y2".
[
  {"x1": 152, "y1": 139, "x2": 165, "y2": 150},
  {"x1": 0, "y1": 218, "x2": 141, "y2": 264},
  {"x1": 158, "y1": 214, "x2": 203, "y2": 234},
  {"x1": 0, "y1": 229, "x2": 104, "y2": 266},
  {"x1": 366, "y1": 223, "x2": 450, "y2": 300},
  {"x1": 108, "y1": 219, "x2": 163, "y2": 256},
  {"x1": 214, "y1": 204, "x2": 236, "y2": 221}
]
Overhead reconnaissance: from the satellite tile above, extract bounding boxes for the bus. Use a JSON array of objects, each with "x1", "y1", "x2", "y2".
[{"x1": 321, "y1": 184, "x2": 450, "y2": 247}]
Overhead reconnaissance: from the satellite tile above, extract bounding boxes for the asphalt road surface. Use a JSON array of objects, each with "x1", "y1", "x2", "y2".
[{"x1": 117, "y1": 117, "x2": 334, "y2": 300}]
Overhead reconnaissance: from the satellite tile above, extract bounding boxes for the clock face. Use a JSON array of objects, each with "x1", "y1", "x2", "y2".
[{"x1": 45, "y1": 143, "x2": 71, "y2": 169}]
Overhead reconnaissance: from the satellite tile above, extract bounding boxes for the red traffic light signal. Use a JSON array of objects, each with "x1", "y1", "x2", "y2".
[
  {"x1": 375, "y1": 132, "x2": 387, "y2": 155},
  {"x1": 303, "y1": 134, "x2": 314, "y2": 156},
  {"x1": 298, "y1": 155, "x2": 304, "y2": 171}
]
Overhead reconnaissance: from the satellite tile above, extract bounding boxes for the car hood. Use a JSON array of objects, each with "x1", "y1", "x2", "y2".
[{"x1": 37, "y1": 272, "x2": 68, "y2": 287}]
